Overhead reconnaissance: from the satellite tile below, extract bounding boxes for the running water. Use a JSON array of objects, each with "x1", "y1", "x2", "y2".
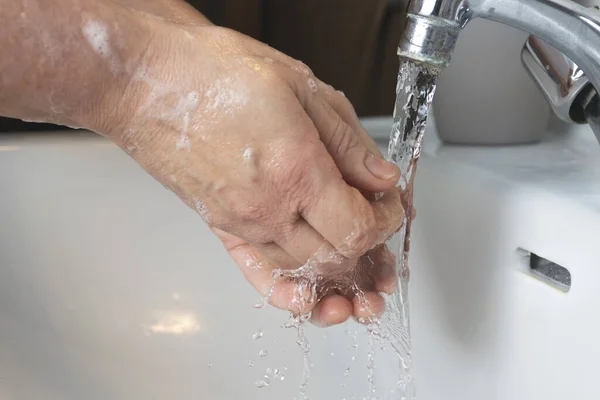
[
  {"x1": 253, "y1": 59, "x2": 440, "y2": 400},
  {"x1": 379, "y1": 59, "x2": 440, "y2": 399},
  {"x1": 347, "y1": 59, "x2": 439, "y2": 400}
]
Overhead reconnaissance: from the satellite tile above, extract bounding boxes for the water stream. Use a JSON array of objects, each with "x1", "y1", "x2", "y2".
[
  {"x1": 253, "y1": 59, "x2": 440, "y2": 400},
  {"x1": 380, "y1": 59, "x2": 440, "y2": 399}
]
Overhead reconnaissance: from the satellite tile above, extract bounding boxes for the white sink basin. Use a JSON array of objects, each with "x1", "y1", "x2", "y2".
[{"x1": 1, "y1": 118, "x2": 600, "y2": 399}]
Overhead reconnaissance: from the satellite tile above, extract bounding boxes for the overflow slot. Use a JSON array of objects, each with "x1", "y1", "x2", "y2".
[{"x1": 517, "y1": 249, "x2": 572, "y2": 293}]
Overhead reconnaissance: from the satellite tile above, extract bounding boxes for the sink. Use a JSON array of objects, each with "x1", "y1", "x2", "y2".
[{"x1": 1, "y1": 118, "x2": 600, "y2": 399}]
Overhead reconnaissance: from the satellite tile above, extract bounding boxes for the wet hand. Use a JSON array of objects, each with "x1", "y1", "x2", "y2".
[{"x1": 97, "y1": 21, "x2": 404, "y2": 326}]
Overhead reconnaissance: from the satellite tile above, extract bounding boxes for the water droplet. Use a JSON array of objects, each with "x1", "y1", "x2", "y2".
[
  {"x1": 344, "y1": 367, "x2": 351, "y2": 377},
  {"x1": 329, "y1": 351, "x2": 335, "y2": 356},
  {"x1": 253, "y1": 330, "x2": 264, "y2": 340},
  {"x1": 208, "y1": 363, "x2": 212, "y2": 368},
  {"x1": 351, "y1": 356, "x2": 356, "y2": 362},
  {"x1": 248, "y1": 360, "x2": 254, "y2": 368},
  {"x1": 254, "y1": 380, "x2": 270, "y2": 388},
  {"x1": 259, "y1": 349, "x2": 268, "y2": 358}
]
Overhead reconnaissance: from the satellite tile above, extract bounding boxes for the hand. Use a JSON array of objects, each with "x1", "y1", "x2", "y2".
[
  {"x1": 114, "y1": 0, "x2": 212, "y2": 25},
  {"x1": 93, "y1": 19, "x2": 404, "y2": 325}
]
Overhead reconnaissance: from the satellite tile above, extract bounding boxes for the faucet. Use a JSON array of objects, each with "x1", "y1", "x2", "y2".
[{"x1": 397, "y1": 0, "x2": 600, "y2": 142}]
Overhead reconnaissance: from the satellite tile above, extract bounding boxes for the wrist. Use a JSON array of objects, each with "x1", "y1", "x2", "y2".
[
  {"x1": 95, "y1": 23, "x2": 222, "y2": 147},
  {"x1": 72, "y1": 5, "x2": 158, "y2": 135},
  {"x1": 0, "y1": 0, "x2": 156, "y2": 133}
]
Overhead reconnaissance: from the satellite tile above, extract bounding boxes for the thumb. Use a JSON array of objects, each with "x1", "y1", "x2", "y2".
[{"x1": 303, "y1": 96, "x2": 399, "y2": 192}]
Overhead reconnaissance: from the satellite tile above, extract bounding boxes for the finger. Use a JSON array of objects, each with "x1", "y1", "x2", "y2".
[
  {"x1": 301, "y1": 175, "x2": 403, "y2": 259},
  {"x1": 371, "y1": 188, "x2": 405, "y2": 244},
  {"x1": 365, "y1": 245, "x2": 398, "y2": 295},
  {"x1": 262, "y1": 51, "x2": 386, "y2": 162},
  {"x1": 303, "y1": 96, "x2": 399, "y2": 192},
  {"x1": 353, "y1": 292, "x2": 386, "y2": 321},
  {"x1": 211, "y1": 227, "x2": 316, "y2": 313},
  {"x1": 234, "y1": 245, "x2": 315, "y2": 313},
  {"x1": 300, "y1": 177, "x2": 377, "y2": 259},
  {"x1": 310, "y1": 294, "x2": 353, "y2": 327},
  {"x1": 319, "y1": 81, "x2": 384, "y2": 158},
  {"x1": 210, "y1": 226, "x2": 246, "y2": 248},
  {"x1": 253, "y1": 242, "x2": 301, "y2": 271},
  {"x1": 276, "y1": 219, "x2": 356, "y2": 277}
]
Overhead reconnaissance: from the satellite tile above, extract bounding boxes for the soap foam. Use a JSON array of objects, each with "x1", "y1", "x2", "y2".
[{"x1": 82, "y1": 20, "x2": 119, "y2": 73}]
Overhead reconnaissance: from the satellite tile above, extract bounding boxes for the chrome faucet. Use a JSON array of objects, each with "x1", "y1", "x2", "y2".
[{"x1": 398, "y1": 0, "x2": 600, "y2": 141}]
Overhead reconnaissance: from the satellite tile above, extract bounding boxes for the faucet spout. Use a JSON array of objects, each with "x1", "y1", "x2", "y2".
[
  {"x1": 399, "y1": 0, "x2": 600, "y2": 141},
  {"x1": 399, "y1": 0, "x2": 600, "y2": 96}
]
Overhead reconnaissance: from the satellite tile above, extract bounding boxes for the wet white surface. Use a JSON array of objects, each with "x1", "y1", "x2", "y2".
[{"x1": 1, "y1": 118, "x2": 600, "y2": 399}]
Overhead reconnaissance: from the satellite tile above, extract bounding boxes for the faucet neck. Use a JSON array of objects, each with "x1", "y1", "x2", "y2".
[{"x1": 401, "y1": 0, "x2": 600, "y2": 95}]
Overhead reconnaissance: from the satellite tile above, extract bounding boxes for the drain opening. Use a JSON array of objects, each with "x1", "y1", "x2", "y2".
[{"x1": 518, "y1": 249, "x2": 571, "y2": 292}]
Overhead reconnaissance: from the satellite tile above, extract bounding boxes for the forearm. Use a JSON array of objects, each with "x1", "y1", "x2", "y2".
[{"x1": 0, "y1": 0, "x2": 154, "y2": 130}]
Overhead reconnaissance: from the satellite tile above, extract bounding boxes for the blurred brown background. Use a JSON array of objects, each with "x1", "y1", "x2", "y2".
[{"x1": 0, "y1": 0, "x2": 407, "y2": 132}]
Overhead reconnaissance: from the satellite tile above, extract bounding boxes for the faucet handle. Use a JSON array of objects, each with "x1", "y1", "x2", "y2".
[{"x1": 521, "y1": 35, "x2": 595, "y2": 124}]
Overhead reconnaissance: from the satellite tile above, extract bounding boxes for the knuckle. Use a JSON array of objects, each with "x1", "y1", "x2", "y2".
[
  {"x1": 293, "y1": 61, "x2": 314, "y2": 77},
  {"x1": 232, "y1": 199, "x2": 269, "y2": 223},
  {"x1": 326, "y1": 117, "x2": 360, "y2": 157},
  {"x1": 342, "y1": 213, "x2": 378, "y2": 258},
  {"x1": 266, "y1": 142, "x2": 318, "y2": 200},
  {"x1": 262, "y1": 66, "x2": 287, "y2": 87}
]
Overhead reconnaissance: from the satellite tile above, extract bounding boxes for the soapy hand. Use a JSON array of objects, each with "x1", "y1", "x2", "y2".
[
  {"x1": 0, "y1": 0, "x2": 405, "y2": 326},
  {"x1": 91, "y1": 18, "x2": 405, "y2": 326}
]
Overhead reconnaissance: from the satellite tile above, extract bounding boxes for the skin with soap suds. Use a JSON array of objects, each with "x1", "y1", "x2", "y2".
[{"x1": 0, "y1": 0, "x2": 405, "y2": 326}]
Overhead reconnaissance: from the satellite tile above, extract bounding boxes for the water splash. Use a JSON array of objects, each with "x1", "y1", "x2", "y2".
[
  {"x1": 252, "y1": 245, "x2": 346, "y2": 398},
  {"x1": 250, "y1": 60, "x2": 439, "y2": 399},
  {"x1": 284, "y1": 312, "x2": 312, "y2": 400},
  {"x1": 382, "y1": 60, "x2": 440, "y2": 399},
  {"x1": 254, "y1": 269, "x2": 282, "y2": 308},
  {"x1": 366, "y1": 335, "x2": 377, "y2": 399},
  {"x1": 253, "y1": 330, "x2": 264, "y2": 340},
  {"x1": 342, "y1": 59, "x2": 439, "y2": 399},
  {"x1": 255, "y1": 367, "x2": 286, "y2": 389},
  {"x1": 254, "y1": 380, "x2": 270, "y2": 389}
]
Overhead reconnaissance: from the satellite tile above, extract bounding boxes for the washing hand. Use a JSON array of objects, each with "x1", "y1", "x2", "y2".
[{"x1": 1, "y1": 1, "x2": 405, "y2": 326}]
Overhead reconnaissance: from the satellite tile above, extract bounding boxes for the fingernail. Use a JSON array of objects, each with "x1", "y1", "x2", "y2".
[{"x1": 365, "y1": 153, "x2": 399, "y2": 180}]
